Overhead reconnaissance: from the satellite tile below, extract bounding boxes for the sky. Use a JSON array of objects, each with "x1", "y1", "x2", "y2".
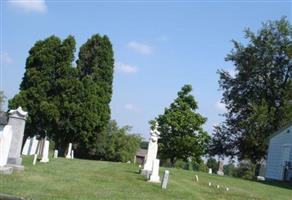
[{"x1": 0, "y1": 0, "x2": 291, "y2": 139}]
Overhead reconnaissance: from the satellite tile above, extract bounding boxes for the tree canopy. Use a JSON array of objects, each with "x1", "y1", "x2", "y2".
[
  {"x1": 210, "y1": 17, "x2": 292, "y2": 164},
  {"x1": 155, "y1": 84, "x2": 210, "y2": 165}
]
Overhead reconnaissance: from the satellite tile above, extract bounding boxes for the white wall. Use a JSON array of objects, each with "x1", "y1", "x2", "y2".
[{"x1": 266, "y1": 125, "x2": 292, "y2": 180}]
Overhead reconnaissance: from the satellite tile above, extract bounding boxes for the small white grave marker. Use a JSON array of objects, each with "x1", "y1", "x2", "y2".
[
  {"x1": 71, "y1": 150, "x2": 74, "y2": 159},
  {"x1": 65, "y1": 143, "x2": 72, "y2": 159},
  {"x1": 226, "y1": 187, "x2": 229, "y2": 191},
  {"x1": 208, "y1": 182, "x2": 212, "y2": 187},
  {"x1": 208, "y1": 168, "x2": 212, "y2": 174},
  {"x1": 33, "y1": 154, "x2": 38, "y2": 165},
  {"x1": 216, "y1": 185, "x2": 220, "y2": 189},
  {"x1": 161, "y1": 170, "x2": 169, "y2": 189},
  {"x1": 195, "y1": 175, "x2": 199, "y2": 182},
  {"x1": 53, "y1": 150, "x2": 58, "y2": 158}
]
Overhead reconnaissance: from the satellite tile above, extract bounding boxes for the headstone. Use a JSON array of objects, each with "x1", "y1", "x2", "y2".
[
  {"x1": 22, "y1": 137, "x2": 30, "y2": 155},
  {"x1": 71, "y1": 150, "x2": 74, "y2": 159},
  {"x1": 142, "y1": 122, "x2": 160, "y2": 175},
  {"x1": 149, "y1": 159, "x2": 160, "y2": 183},
  {"x1": 65, "y1": 143, "x2": 72, "y2": 159},
  {"x1": 217, "y1": 185, "x2": 220, "y2": 189},
  {"x1": 208, "y1": 182, "x2": 212, "y2": 187},
  {"x1": 40, "y1": 140, "x2": 49, "y2": 163},
  {"x1": 33, "y1": 154, "x2": 37, "y2": 165},
  {"x1": 258, "y1": 160, "x2": 266, "y2": 177},
  {"x1": 0, "y1": 125, "x2": 13, "y2": 174},
  {"x1": 161, "y1": 170, "x2": 169, "y2": 189},
  {"x1": 53, "y1": 150, "x2": 58, "y2": 158},
  {"x1": 208, "y1": 168, "x2": 212, "y2": 174},
  {"x1": 7, "y1": 107, "x2": 28, "y2": 171},
  {"x1": 226, "y1": 187, "x2": 229, "y2": 191},
  {"x1": 195, "y1": 175, "x2": 199, "y2": 182},
  {"x1": 28, "y1": 136, "x2": 38, "y2": 155},
  {"x1": 217, "y1": 160, "x2": 224, "y2": 176}
]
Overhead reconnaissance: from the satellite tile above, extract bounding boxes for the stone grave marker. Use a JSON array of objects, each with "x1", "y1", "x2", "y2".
[
  {"x1": 65, "y1": 143, "x2": 72, "y2": 159},
  {"x1": 161, "y1": 170, "x2": 169, "y2": 189},
  {"x1": 217, "y1": 160, "x2": 224, "y2": 176},
  {"x1": 53, "y1": 150, "x2": 58, "y2": 158},
  {"x1": 208, "y1": 168, "x2": 212, "y2": 174},
  {"x1": 0, "y1": 125, "x2": 13, "y2": 174},
  {"x1": 7, "y1": 107, "x2": 28, "y2": 171},
  {"x1": 149, "y1": 159, "x2": 160, "y2": 183},
  {"x1": 40, "y1": 140, "x2": 49, "y2": 163},
  {"x1": 142, "y1": 122, "x2": 160, "y2": 175}
]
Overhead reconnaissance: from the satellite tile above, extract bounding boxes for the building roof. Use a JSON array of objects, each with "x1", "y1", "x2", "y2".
[
  {"x1": 136, "y1": 149, "x2": 148, "y2": 157},
  {"x1": 267, "y1": 121, "x2": 292, "y2": 141}
]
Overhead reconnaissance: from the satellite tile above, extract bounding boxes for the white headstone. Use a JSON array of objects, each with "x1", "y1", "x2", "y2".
[
  {"x1": 195, "y1": 175, "x2": 199, "y2": 182},
  {"x1": 65, "y1": 143, "x2": 72, "y2": 159},
  {"x1": 208, "y1": 168, "x2": 212, "y2": 174},
  {"x1": 40, "y1": 140, "x2": 49, "y2": 163},
  {"x1": 217, "y1": 185, "x2": 220, "y2": 189},
  {"x1": 29, "y1": 136, "x2": 38, "y2": 155},
  {"x1": 226, "y1": 187, "x2": 229, "y2": 191},
  {"x1": 33, "y1": 154, "x2": 37, "y2": 165},
  {"x1": 161, "y1": 170, "x2": 169, "y2": 189},
  {"x1": 71, "y1": 150, "x2": 74, "y2": 159},
  {"x1": 53, "y1": 150, "x2": 58, "y2": 158},
  {"x1": 143, "y1": 122, "x2": 160, "y2": 173},
  {"x1": 0, "y1": 125, "x2": 13, "y2": 167},
  {"x1": 22, "y1": 137, "x2": 31, "y2": 155},
  {"x1": 149, "y1": 159, "x2": 160, "y2": 183},
  {"x1": 208, "y1": 182, "x2": 212, "y2": 187}
]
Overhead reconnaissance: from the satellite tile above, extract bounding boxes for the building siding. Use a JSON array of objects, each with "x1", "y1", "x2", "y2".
[{"x1": 266, "y1": 125, "x2": 292, "y2": 181}]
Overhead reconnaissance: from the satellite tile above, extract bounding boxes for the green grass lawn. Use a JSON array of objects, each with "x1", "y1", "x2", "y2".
[{"x1": 0, "y1": 156, "x2": 291, "y2": 200}]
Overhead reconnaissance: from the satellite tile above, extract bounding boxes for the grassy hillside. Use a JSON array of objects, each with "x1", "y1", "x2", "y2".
[{"x1": 0, "y1": 156, "x2": 291, "y2": 200}]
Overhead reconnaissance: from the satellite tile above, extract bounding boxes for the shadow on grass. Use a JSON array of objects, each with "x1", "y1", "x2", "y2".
[{"x1": 259, "y1": 180, "x2": 292, "y2": 190}]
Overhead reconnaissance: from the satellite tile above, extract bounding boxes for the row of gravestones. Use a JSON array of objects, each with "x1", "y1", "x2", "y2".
[
  {"x1": 23, "y1": 137, "x2": 74, "y2": 166},
  {"x1": 139, "y1": 122, "x2": 169, "y2": 189}
]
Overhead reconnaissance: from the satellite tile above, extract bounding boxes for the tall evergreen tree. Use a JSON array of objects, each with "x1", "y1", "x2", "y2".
[
  {"x1": 9, "y1": 36, "x2": 75, "y2": 139},
  {"x1": 76, "y1": 34, "x2": 114, "y2": 156},
  {"x1": 210, "y1": 18, "x2": 292, "y2": 164}
]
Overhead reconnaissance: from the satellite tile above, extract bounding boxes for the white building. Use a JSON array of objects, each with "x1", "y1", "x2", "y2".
[{"x1": 266, "y1": 122, "x2": 292, "y2": 181}]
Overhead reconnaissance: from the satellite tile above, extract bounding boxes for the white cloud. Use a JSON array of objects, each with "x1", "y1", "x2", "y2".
[
  {"x1": 216, "y1": 101, "x2": 227, "y2": 112},
  {"x1": 8, "y1": 0, "x2": 47, "y2": 13},
  {"x1": 125, "y1": 104, "x2": 140, "y2": 113},
  {"x1": 115, "y1": 62, "x2": 138, "y2": 74},
  {"x1": 126, "y1": 41, "x2": 152, "y2": 55},
  {"x1": 0, "y1": 52, "x2": 13, "y2": 64}
]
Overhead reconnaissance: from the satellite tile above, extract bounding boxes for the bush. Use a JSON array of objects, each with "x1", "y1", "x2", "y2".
[{"x1": 233, "y1": 160, "x2": 256, "y2": 180}]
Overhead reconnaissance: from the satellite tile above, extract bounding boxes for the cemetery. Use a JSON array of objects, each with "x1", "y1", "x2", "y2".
[{"x1": 1, "y1": 1, "x2": 292, "y2": 200}]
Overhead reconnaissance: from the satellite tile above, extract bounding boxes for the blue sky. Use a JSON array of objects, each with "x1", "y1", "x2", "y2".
[{"x1": 1, "y1": 0, "x2": 291, "y2": 139}]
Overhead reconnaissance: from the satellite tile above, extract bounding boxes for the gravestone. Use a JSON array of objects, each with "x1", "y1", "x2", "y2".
[
  {"x1": 28, "y1": 136, "x2": 38, "y2": 155},
  {"x1": 71, "y1": 150, "x2": 74, "y2": 159},
  {"x1": 22, "y1": 137, "x2": 30, "y2": 155},
  {"x1": 33, "y1": 154, "x2": 37, "y2": 165},
  {"x1": 40, "y1": 140, "x2": 49, "y2": 163},
  {"x1": 0, "y1": 125, "x2": 13, "y2": 174},
  {"x1": 22, "y1": 136, "x2": 38, "y2": 155},
  {"x1": 142, "y1": 122, "x2": 160, "y2": 175},
  {"x1": 161, "y1": 170, "x2": 169, "y2": 189},
  {"x1": 208, "y1": 168, "x2": 212, "y2": 174},
  {"x1": 217, "y1": 160, "x2": 224, "y2": 176},
  {"x1": 149, "y1": 159, "x2": 160, "y2": 183},
  {"x1": 53, "y1": 150, "x2": 58, "y2": 158},
  {"x1": 65, "y1": 143, "x2": 72, "y2": 159},
  {"x1": 7, "y1": 107, "x2": 28, "y2": 171}
]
